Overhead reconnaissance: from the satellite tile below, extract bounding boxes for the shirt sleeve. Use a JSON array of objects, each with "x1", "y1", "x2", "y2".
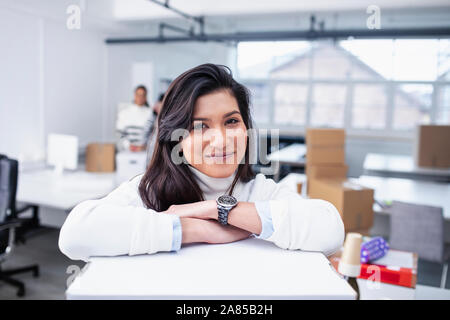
[
  {"x1": 251, "y1": 200, "x2": 274, "y2": 240},
  {"x1": 248, "y1": 174, "x2": 345, "y2": 256},
  {"x1": 58, "y1": 175, "x2": 175, "y2": 262},
  {"x1": 170, "y1": 215, "x2": 182, "y2": 251}
]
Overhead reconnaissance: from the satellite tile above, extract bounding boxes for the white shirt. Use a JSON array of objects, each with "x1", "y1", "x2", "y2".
[
  {"x1": 58, "y1": 166, "x2": 345, "y2": 262},
  {"x1": 116, "y1": 103, "x2": 151, "y2": 132}
]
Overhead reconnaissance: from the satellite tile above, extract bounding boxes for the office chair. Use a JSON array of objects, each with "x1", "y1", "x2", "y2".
[
  {"x1": 387, "y1": 201, "x2": 450, "y2": 288},
  {"x1": 0, "y1": 154, "x2": 40, "y2": 297}
]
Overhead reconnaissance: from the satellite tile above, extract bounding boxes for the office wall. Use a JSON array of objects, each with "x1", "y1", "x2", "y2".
[
  {"x1": 0, "y1": 2, "x2": 108, "y2": 162},
  {"x1": 0, "y1": 7, "x2": 42, "y2": 161}
]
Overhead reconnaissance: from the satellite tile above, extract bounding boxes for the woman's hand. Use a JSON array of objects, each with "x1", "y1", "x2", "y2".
[{"x1": 163, "y1": 200, "x2": 218, "y2": 220}]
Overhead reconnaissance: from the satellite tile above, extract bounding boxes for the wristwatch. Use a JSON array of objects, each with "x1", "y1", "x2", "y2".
[{"x1": 216, "y1": 195, "x2": 238, "y2": 225}]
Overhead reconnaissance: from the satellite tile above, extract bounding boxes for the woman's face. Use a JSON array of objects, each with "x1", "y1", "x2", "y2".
[
  {"x1": 134, "y1": 88, "x2": 147, "y2": 106},
  {"x1": 181, "y1": 89, "x2": 247, "y2": 178}
]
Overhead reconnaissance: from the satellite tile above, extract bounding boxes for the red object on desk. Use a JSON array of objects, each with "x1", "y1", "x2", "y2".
[
  {"x1": 358, "y1": 263, "x2": 416, "y2": 288},
  {"x1": 329, "y1": 249, "x2": 418, "y2": 288}
]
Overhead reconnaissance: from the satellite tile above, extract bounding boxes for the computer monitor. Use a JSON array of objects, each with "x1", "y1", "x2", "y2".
[{"x1": 47, "y1": 134, "x2": 79, "y2": 173}]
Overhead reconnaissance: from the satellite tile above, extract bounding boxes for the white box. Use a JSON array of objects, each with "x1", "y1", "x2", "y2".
[{"x1": 115, "y1": 151, "x2": 147, "y2": 185}]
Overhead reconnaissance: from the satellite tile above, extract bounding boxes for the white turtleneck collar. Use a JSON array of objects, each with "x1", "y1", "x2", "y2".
[{"x1": 187, "y1": 164, "x2": 238, "y2": 200}]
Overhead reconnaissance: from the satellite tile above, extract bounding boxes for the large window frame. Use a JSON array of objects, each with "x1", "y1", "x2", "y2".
[
  {"x1": 237, "y1": 39, "x2": 450, "y2": 140},
  {"x1": 239, "y1": 77, "x2": 450, "y2": 140}
]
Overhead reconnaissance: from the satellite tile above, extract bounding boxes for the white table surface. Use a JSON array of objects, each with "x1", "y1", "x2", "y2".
[
  {"x1": 17, "y1": 167, "x2": 117, "y2": 211},
  {"x1": 279, "y1": 173, "x2": 450, "y2": 220},
  {"x1": 66, "y1": 238, "x2": 356, "y2": 300},
  {"x1": 357, "y1": 279, "x2": 415, "y2": 300},
  {"x1": 358, "y1": 280, "x2": 450, "y2": 300},
  {"x1": 351, "y1": 175, "x2": 450, "y2": 220},
  {"x1": 363, "y1": 153, "x2": 450, "y2": 181},
  {"x1": 267, "y1": 143, "x2": 306, "y2": 166}
]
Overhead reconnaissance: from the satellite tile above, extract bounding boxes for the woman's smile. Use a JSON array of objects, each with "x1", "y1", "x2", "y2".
[{"x1": 205, "y1": 151, "x2": 236, "y2": 161}]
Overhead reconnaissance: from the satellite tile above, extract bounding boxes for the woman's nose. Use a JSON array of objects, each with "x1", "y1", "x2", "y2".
[{"x1": 208, "y1": 128, "x2": 226, "y2": 149}]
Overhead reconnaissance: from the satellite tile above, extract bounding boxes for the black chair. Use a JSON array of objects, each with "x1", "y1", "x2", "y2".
[{"x1": 0, "y1": 154, "x2": 40, "y2": 297}]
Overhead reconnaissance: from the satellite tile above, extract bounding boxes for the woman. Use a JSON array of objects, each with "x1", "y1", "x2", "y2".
[
  {"x1": 116, "y1": 85, "x2": 151, "y2": 130},
  {"x1": 116, "y1": 85, "x2": 151, "y2": 150},
  {"x1": 59, "y1": 64, "x2": 344, "y2": 262}
]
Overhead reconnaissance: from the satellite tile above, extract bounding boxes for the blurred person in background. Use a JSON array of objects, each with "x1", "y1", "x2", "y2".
[{"x1": 116, "y1": 85, "x2": 151, "y2": 151}]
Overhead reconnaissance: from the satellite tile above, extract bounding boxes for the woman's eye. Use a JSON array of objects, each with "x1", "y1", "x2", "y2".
[
  {"x1": 226, "y1": 118, "x2": 240, "y2": 125},
  {"x1": 193, "y1": 122, "x2": 206, "y2": 130}
]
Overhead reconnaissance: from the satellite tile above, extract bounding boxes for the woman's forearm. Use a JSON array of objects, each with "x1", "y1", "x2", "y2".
[
  {"x1": 226, "y1": 202, "x2": 263, "y2": 236},
  {"x1": 180, "y1": 217, "x2": 251, "y2": 245},
  {"x1": 180, "y1": 217, "x2": 206, "y2": 244}
]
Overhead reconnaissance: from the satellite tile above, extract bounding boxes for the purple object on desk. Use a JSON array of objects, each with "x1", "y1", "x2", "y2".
[{"x1": 360, "y1": 237, "x2": 390, "y2": 264}]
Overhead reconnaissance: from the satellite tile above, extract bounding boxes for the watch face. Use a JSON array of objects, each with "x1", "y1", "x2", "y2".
[{"x1": 217, "y1": 195, "x2": 237, "y2": 207}]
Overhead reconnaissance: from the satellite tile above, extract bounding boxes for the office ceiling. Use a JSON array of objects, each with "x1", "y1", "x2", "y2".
[{"x1": 114, "y1": 0, "x2": 450, "y2": 20}]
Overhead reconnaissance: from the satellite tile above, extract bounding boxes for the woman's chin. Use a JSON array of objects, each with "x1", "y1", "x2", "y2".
[{"x1": 200, "y1": 163, "x2": 239, "y2": 178}]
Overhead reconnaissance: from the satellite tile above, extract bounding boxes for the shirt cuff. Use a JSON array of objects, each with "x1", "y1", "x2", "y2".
[
  {"x1": 252, "y1": 200, "x2": 274, "y2": 240},
  {"x1": 171, "y1": 215, "x2": 182, "y2": 251}
]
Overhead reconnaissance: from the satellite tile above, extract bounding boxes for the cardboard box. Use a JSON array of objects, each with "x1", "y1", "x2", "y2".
[
  {"x1": 306, "y1": 146, "x2": 345, "y2": 165},
  {"x1": 308, "y1": 178, "x2": 374, "y2": 231},
  {"x1": 416, "y1": 125, "x2": 450, "y2": 168},
  {"x1": 306, "y1": 128, "x2": 345, "y2": 146},
  {"x1": 296, "y1": 182, "x2": 303, "y2": 195},
  {"x1": 85, "y1": 143, "x2": 116, "y2": 172},
  {"x1": 306, "y1": 128, "x2": 346, "y2": 165},
  {"x1": 346, "y1": 228, "x2": 371, "y2": 237},
  {"x1": 306, "y1": 164, "x2": 348, "y2": 179}
]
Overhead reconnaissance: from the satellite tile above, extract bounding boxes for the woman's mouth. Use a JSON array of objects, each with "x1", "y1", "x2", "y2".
[{"x1": 205, "y1": 152, "x2": 236, "y2": 161}]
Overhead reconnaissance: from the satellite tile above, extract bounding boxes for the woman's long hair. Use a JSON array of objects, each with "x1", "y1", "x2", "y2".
[{"x1": 138, "y1": 64, "x2": 255, "y2": 211}]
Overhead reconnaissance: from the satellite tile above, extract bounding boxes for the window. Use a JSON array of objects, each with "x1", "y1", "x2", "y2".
[
  {"x1": 437, "y1": 85, "x2": 450, "y2": 124},
  {"x1": 236, "y1": 39, "x2": 450, "y2": 134},
  {"x1": 237, "y1": 41, "x2": 310, "y2": 79},
  {"x1": 340, "y1": 39, "x2": 394, "y2": 80},
  {"x1": 245, "y1": 82, "x2": 271, "y2": 124},
  {"x1": 273, "y1": 83, "x2": 308, "y2": 125},
  {"x1": 393, "y1": 84, "x2": 432, "y2": 130},
  {"x1": 392, "y1": 40, "x2": 440, "y2": 81},
  {"x1": 310, "y1": 84, "x2": 346, "y2": 127},
  {"x1": 311, "y1": 45, "x2": 352, "y2": 80},
  {"x1": 352, "y1": 84, "x2": 388, "y2": 129}
]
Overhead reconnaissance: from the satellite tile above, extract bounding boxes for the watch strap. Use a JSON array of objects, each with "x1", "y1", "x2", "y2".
[{"x1": 217, "y1": 205, "x2": 229, "y2": 225}]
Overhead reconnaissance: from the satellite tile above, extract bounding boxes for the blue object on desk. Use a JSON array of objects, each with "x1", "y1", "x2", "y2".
[{"x1": 360, "y1": 236, "x2": 390, "y2": 264}]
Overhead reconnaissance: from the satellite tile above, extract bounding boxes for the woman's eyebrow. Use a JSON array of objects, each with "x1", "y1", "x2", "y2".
[
  {"x1": 223, "y1": 110, "x2": 241, "y2": 118},
  {"x1": 192, "y1": 110, "x2": 241, "y2": 121}
]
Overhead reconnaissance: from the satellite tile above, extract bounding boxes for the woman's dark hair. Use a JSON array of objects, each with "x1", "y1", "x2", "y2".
[
  {"x1": 135, "y1": 85, "x2": 149, "y2": 107},
  {"x1": 138, "y1": 64, "x2": 255, "y2": 211}
]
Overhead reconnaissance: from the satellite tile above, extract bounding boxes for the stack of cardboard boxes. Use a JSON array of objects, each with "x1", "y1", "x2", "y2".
[
  {"x1": 306, "y1": 128, "x2": 374, "y2": 235},
  {"x1": 415, "y1": 125, "x2": 450, "y2": 168}
]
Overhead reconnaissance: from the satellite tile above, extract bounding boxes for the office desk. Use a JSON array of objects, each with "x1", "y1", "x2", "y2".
[
  {"x1": 267, "y1": 143, "x2": 306, "y2": 181},
  {"x1": 351, "y1": 175, "x2": 450, "y2": 220},
  {"x1": 267, "y1": 143, "x2": 306, "y2": 167},
  {"x1": 16, "y1": 166, "x2": 117, "y2": 227},
  {"x1": 17, "y1": 168, "x2": 117, "y2": 211},
  {"x1": 279, "y1": 173, "x2": 450, "y2": 220},
  {"x1": 66, "y1": 238, "x2": 356, "y2": 300},
  {"x1": 356, "y1": 280, "x2": 450, "y2": 300},
  {"x1": 363, "y1": 153, "x2": 450, "y2": 182},
  {"x1": 279, "y1": 173, "x2": 450, "y2": 243}
]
